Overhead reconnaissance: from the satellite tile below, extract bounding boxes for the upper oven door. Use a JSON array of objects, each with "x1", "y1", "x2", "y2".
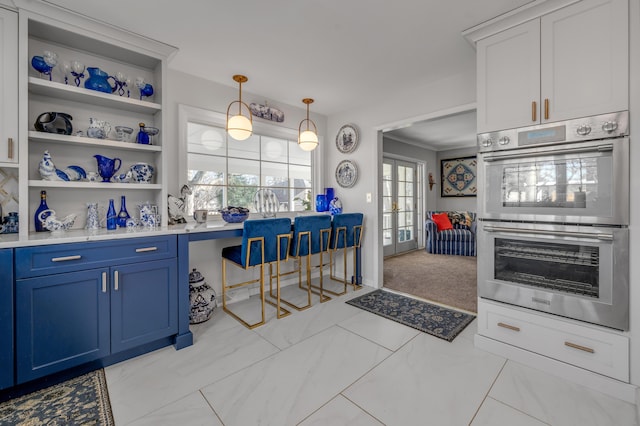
[{"x1": 478, "y1": 138, "x2": 629, "y2": 225}]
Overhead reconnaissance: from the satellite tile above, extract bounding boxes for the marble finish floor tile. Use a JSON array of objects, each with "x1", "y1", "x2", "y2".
[
  {"x1": 106, "y1": 318, "x2": 279, "y2": 425},
  {"x1": 254, "y1": 286, "x2": 374, "y2": 350},
  {"x1": 299, "y1": 395, "x2": 384, "y2": 426},
  {"x1": 337, "y1": 309, "x2": 420, "y2": 351},
  {"x1": 126, "y1": 391, "x2": 222, "y2": 426},
  {"x1": 343, "y1": 331, "x2": 507, "y2": 425},
  {"x1": 201, "y1": 325, "x2": 391, "y2": 426},
  {"x1": 489, "y1": 361, "x2": 639, "y2": 426},
  {"x1": 471, "y1": 397, "x2": 549, "y2": 426},
  {"x1": 456, "y1": 317, "x2": 478, "y2": 342}
]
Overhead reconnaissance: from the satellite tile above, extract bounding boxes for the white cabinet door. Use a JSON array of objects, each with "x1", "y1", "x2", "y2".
[
  {"x1": 477, "y1": 19, "x2": 540, "y2": 133},
  {"x1": 0, "y1": 8, "x2": 17, "y2": 164},
  {"x1": 541, "y1": 0, "x2": 628, "y2": 122}
]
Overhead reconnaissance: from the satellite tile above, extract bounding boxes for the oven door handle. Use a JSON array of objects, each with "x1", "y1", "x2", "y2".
[
  {"x1": 482, "y1": 143, "x2": 613, "y2": 162},
  {"x1": 483, "y1": 225, "x2": 613, "y2": 241}
]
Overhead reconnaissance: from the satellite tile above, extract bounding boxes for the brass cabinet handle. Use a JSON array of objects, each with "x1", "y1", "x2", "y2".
[
  {"x1": 135, "y1": 246, "x2": 158, "y2": 253},
  {"x1": 497, "y1": 322, "x2": 520, "y2": 332},
  {"x1": 51, "y1": 255, "x2": 82, "y2": 262},
  {"x1": 114, "y1": 270, "x2": 119, "y2": 291},
  {"x1": 102, "y1": 272, "x2": 107, "y2": 293},
  {"x1": 544, "y1": 98, "x2": 549, "y2": 120},
  {"x1": 532, "y1": 101, "x2": 537, "y2": 122},
  {"x1": 8, "y1": 138, "x2": 13, "y2": 159},
  {"x1": 564, "y1": 341, "x2": 595, "y2": 354}
]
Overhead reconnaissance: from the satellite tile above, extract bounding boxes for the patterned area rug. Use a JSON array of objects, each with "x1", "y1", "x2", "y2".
[
  {"x1": 347, "y1": 289, "x2": 475, "y2": 342},
  {"x1": 0, "y1": 369, "x2": 114, "y2": 425}
]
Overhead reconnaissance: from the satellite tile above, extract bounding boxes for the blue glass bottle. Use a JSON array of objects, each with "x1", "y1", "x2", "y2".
[
  {"x1": 117, "y1": 195, "x2": 130, "y2": 227},
  {"x1": 136, "y1": 122, "x2": 149, "y2": 144},
  {"x1": 106, "y1": 199, "x2": 117, "y2": 230},
  {"x1": 315, "y1": 194, "x2": 328, "y2": 212},
  {"x1": 325, "y1": 187, "x2": 334, "y2": 202},
  {"x1": 34, "y1": 190, "x2": 50, "y2": 232}
]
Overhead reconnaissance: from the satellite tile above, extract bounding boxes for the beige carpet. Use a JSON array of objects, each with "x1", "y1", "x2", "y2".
[{"x1": 383, "y1": 250, "x2": 477, "y2": 313}]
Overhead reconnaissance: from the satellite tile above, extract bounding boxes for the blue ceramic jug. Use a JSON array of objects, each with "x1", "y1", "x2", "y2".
[
  {"x1": 94, "y1": 154, "x2": 122, "y2": 182},
  {"x1": 85, "y1": 67, "x2": 113, "y2": 93}
]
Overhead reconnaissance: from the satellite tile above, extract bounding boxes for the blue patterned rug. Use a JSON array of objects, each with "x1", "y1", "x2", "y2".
[
  {"x1": 346, "y1": 289, "x2": 475, "y2": 342},
  {"x1": 0, "y1": 369, "x2": 114, "y2": 425}
]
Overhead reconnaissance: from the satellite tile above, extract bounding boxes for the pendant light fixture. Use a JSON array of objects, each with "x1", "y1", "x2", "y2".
[
  {"x1": 298, "y1": 98, "x2": 318, "y2": 151},
  {"x1": 226, "y1": 75, "x2": 253, "y2": 141}
]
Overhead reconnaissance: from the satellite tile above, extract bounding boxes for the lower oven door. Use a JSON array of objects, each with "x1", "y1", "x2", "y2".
[{"x1": 477, "y1": 221, "x2": 629, "y2": 330}]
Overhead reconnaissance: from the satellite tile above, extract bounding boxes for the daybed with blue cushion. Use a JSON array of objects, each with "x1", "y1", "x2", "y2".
[{"x1": 425, "y1": 211, "x2": 476, "y2": 256}]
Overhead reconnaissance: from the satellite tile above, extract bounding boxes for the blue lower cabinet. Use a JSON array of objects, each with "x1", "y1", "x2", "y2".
[
  {"x1": 16, "y1": 269, "x2": 111, "y2": 383},
  {"x1": 14, "y1": 236, "x2": 179, "y2": 384},
  {"x1": 0, "y1": 249, "x2": 14, "y2": 390},
  {"x1": 111, "y1": 259, "x2": 178, "y2": 353}
]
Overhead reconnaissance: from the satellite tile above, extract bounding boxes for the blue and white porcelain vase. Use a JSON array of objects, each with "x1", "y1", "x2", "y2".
[
  {"x1": 189, "y1": 268, "x2": 217, "y2": 324},
  {"x1": 86, "y1": 202, "x2": 101, "y2": 230},
  {"x1": 329, "y1": 197, "x2": 343, "y2": 215}
]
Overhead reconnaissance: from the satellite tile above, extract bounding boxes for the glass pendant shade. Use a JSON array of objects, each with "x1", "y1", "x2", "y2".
[
  {"x1": 298, "y1": 98, "x2": 318, "y2": 151},
  {"x1": 227, "y1": 114, "x2": 253, "y2": 141},
  {"x1": 226, "y1": 75, "x2": 253, "y2": 141},
  {"x1": 298, "y1": 130, "x2": 318, "y2": 151}
]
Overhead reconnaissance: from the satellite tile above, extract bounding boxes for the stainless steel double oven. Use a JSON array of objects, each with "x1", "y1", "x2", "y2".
[{"x1": 476, "y1": 111, "x2": 629, "y2": 330}]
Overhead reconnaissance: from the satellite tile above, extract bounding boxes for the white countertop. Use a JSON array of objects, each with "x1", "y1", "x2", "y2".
[{"x1": 0, "y1": 220, "x2": 246, "y2": 249}]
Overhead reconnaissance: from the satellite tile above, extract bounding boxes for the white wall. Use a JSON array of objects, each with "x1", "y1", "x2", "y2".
[
  {"x1": 325, "y1": 69, "x2": 476, "y2": 288},
  {"x1": 382, "y1": 137, "x2": 438, "y2": 212},
  {"x1": 627, "y1": 0, "x2": 640, "y2": 389},
  {"x1": 163, "y1": 69, "x2": 328, "y2": 298}
]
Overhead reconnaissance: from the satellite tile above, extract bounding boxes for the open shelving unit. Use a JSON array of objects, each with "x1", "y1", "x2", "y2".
[{"x1": 18, "y1": 7, "x2": 176, "y2": 236}]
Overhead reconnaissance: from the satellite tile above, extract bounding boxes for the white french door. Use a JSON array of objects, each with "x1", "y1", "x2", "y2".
[{"x1": 383, "y1": 158, "x2": 418, "y2": 256}]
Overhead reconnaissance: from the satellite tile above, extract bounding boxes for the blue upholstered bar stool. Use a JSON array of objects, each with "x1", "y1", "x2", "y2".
[
  {"x1": 329, "y1": 213, "x2": 364, "y2": 295},
  {"x1": 221, "y1": 218, "x2": 292, "y2": 329},
  {"x1": 275, "y1": 215, "x2": 332, "y2": 309}
]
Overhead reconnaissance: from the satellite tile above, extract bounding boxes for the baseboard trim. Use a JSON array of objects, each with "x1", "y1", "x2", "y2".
[{"x1": 475, "y1": 334, "x2": 638, "y2": 404}]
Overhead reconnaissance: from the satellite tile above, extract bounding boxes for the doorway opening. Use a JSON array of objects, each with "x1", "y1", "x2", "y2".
[{"x1": 380, "y1": 107, "x2": 478, "y2": 313}]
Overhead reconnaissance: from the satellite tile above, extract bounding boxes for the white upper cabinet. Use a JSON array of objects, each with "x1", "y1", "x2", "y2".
[
  {"x1": 477, "y1": 19, "x2": 540, "y2": 134},
  {"x1": 476, "y1": 0, "x2": 628, "y2": 133},
  {"x1": 0, "y1": 8, "x2": 18, "y2": 164},
  {"x1": 540, "y1": 0, "x2": 628, "y2": 122}
]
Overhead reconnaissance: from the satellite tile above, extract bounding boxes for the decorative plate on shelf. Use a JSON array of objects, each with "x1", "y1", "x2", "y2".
[
  {"x1": 335, "y1": 124, "x2": 359, "y2": 153},
  {"x1": 335, "y1": 160, "x2": 358, "y2": 188}
]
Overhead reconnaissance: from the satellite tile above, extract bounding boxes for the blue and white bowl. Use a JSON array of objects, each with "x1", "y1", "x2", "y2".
[
  {"x1": 129, "y1": 162, "x2": 155, "y2": 183},
  {"x1": 220, "y1": 206, "x2": 250, "y2": 223}
]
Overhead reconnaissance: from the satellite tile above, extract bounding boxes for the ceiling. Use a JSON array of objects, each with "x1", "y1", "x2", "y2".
[
  {"x1": 384, "y1": 109, "x2": 478, "y2": 151},
  {"x1": 43, "y1": 0, "x2": 532, "y2": 118}
]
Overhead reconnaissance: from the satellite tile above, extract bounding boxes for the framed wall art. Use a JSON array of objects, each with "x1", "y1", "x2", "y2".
[
  {"x1": 336, "y1": 124, "x2": 359, "y2": 153},
  {"x1": 440, "y1": 156, "x2": 477, "y2": 197}
]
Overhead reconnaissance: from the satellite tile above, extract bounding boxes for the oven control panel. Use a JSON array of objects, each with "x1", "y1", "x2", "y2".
[{"x1": 477, "y1": 111, "x2": 629, "y2": 152}]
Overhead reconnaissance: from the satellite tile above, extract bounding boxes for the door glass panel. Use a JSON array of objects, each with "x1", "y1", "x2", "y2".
[
  {"x1": 502, "y1": 158, "x2": 596, "y2": 207},
  {"x1": 485, "y1": 150, "x2": 614, "y2": 218},
  {"x1": 494, "y1": 238, "x2": 599, "y2": 298},
  {"x1": 383, "y1": 161, "x2": 394, "y2": 248},
  {"x1": 383, "y1": 229, "x2": 392, "y2": 246}
]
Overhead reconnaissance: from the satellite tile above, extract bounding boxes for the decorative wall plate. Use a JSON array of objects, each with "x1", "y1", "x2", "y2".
[
  {"x1": 335, "y1": 160, "x2": 358, "y2": 188},
  {"x1": 336, "y1": 124, "x2": 359, "y2": 153}
]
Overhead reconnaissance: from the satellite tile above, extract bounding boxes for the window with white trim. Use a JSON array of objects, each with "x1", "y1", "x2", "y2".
[{"x1": 185, "y1": 115, "x2": 313, "y2": 216}]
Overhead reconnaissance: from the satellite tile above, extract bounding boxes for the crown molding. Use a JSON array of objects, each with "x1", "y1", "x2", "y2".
[{"x1": 462, "y1": 0, "x2": 581, "y2": 46}]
